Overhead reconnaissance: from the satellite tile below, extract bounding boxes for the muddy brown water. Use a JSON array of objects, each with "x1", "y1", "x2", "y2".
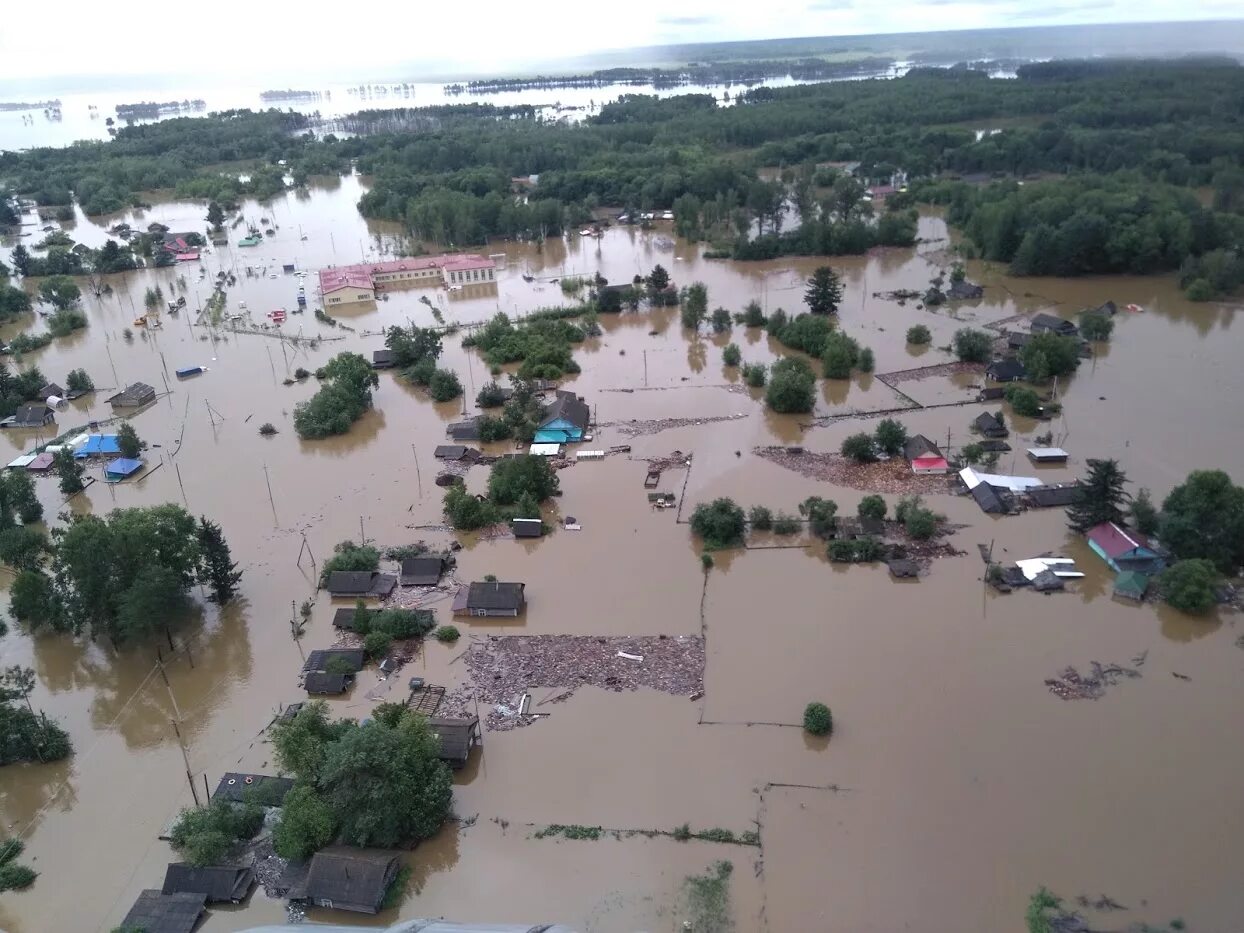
[{"x1": 1, "y1": 180, "x2": 1242, "y2": 932}]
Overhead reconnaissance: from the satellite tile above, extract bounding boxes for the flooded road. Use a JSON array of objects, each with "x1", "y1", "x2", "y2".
[{"x1": 0, "y1": 179, "x2": 1242, "y2": 932}]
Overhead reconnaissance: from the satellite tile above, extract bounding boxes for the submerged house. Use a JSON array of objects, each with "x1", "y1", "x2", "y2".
[
  {"x1": 371, "y1": 349, "x2": 396, "y2": 369},
  {"x1": 11, "y1": 403, "x2": 54, "y2": 428},
  {"x1": 511, "y1": 518, "x2": 544, "y2": 538},
  {"x1": 108, "y1": 382, "x2": 157, "y2": 408},
  {"x1": 1113, "y1": 570, "x2": 1150, "y2": 601},
  {"x1": 1030, "y1": 312, "x2": 1078, "y2": 337},
  {"x1": 162, "y1": 864, "x2": 256, "y2": 904},
  {"x1": 986, "y1": 358, "x2": 1026, "y2": 383},
  {"x1": 120, "y1": 890, "x2": 207, "y2": 933},
  {"x1": 213, "y1": 772, "x2": 294, "y2": 806},
  {"x1": 291, "y1": 847, "x2": 402, "y2": 914},
  {"x1": 453, "y1": 581, "x2": 526, "y2": 617},
  {"x1": 447, "y1": 418, "x2": 481, "y2": 442},
  {"x1": 303, "y1": 649, "x2": 366, "y2": 674},
  {"x1": 325, "y1": 570, "x2": 397, "y2": 597},
  {"x1": 1086, "y1": 522, "x2": 1165, "y2": 574},
  {"x1": 399, "y1": 556, "x2": 445, "y2": 586},
  {"x1": 905, "y1": 436, "x2": 948, "y2": 475},
  {"x1": 305, "y1": 672, "x2": 351, "y2": 695},
  {"x1": 428, "y1": 715, "x2": 481, "y2": 768},
  {"x1": 535, "y1": 390, "x2": 590, "y2": 444},
  {"x1": 973, "y1": 412, "x2": 1008, "y2": 438},
  {"x1": 1026, "y1": 484, "x2": 1082, "y2": 508}
]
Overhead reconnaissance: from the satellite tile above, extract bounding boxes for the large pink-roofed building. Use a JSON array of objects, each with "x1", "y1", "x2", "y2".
[{"x1": 318, "y1": 254, "x2": 497, "y2": 304}]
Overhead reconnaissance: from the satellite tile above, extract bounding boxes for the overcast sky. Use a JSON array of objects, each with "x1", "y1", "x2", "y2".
[{"x1": 0, "y1": 0, "x2": 1238, "y2": 82}]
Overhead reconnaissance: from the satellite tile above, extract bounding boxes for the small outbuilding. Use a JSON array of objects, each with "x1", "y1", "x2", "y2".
[
  {"x1": 947, "y1": 279, "x2": 984, "y2": 300},
  {"x1": 447, "y1": 419, "x2": 481, "y2": 442},
  {"x1": 108, "y1": 382, "x2": 157, "y2": 408},
  {"x1": 433, "y1": 445, "x2": 477, "y2": 461},
  {"x1": 511, "y1": 518, "x2": 544, "y2": 538},
  {"x1": 400, "y1": 556, "x2": 445, "y2": 586},
  {"x1": 74, "y1": 434, "x2": 121, "y2": 458},
  {"x1": 986, "y1": 358, "x2": 1026, "y2": 383},
  {"x1": 120, "y1": 890, "x2": 207, "y2": 933},
  {"x1": 887, "y1": 559, "x2": 919, "y2": 579},
  {"x1": 291, "y1": 847, "x2": 403, "y2": 915},
  {"x1": 305, "y1": 672, "x2": 351, "y2": 695},
  {"x1": 332, "y1": 606, "x2": 371, "y2": 631},
  {"x1": 1113, "y1": 570, "x2": 1150, "y2": 601},
  {"x1": 976, "y1": 386, "x2": 1007, "y2": 402},
  {"x1": 105, "y1": 457, "x2": 144, "y2": 481},
  {"x1": 1026, "y1": 484, "x2": 1082, "y2": 508},
  {"x1": 1027, "y1": 447, "x2": 1069, "y2": 464},
  {"x1": 371, "y1": 349, "x2": 396, "y2": 369},
  {"x1": 973, "y1": 412, "x2": 1008, "y2": 438},
  {"x1": 428, "y1": 715, "x2": 481, "y2": 768},
  {"x1": 162, "y1": 864, "x2": 256, "y2": 904},
  {"x1": 1030, "y1": 313, "x2": 1078, "y2": 337},
  {"x1": 37, "y1": 382, "x2": 64, "y2": 401},
  {"x1": 452, "y1": 581, "x2": 526, "y2": 617},
  {"x1": 26, "y1": 452, "x2": 55, "y2": 472}
]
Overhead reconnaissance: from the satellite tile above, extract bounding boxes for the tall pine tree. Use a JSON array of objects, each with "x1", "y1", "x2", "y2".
[
  {"x1": 1066, "y1": 459, "x2": 1130, "y2": 533},
  {"x1": 197, "y1": 517, "x2": 241, "y2": 603},
  {"x1": 804, "y1": 266, "x2": 844, "y2": 315}
]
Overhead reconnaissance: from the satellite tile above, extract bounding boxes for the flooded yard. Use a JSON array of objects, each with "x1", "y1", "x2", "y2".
[{"x1": 1, "y1": 178, "x2": 1242, "y2": 932}]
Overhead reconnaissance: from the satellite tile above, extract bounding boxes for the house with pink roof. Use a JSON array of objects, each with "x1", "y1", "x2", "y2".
[{"x1": 317, "y1": 254, "x2": 497, "y2": 305}]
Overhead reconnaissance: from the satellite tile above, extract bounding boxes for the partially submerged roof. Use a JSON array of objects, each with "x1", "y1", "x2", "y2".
[
  {"x1": 162, "y1": 864, "x2": 256, "y2": 903},
  {"x1": 511, "y1": 518, "x2": 544, "y2": 538},
  {"x1": 1015, "y1": 557, "x2": 1084, "y2": 581},
  {"x1": 973, "y1": 412, "x2": 1007, "y2": 435},
  {"x1": 902, "y1": 434, "x2": 941, "y2": 460},
  {"x1": 326, "y1": 570, "x2": 396, "y2": 596},
  {"x1": 428, "y1": 716, "x2": 480, "y2": 762},
  {"x1": 959, "y1": 466, "x2": 1042, "y2": 494},
  {"x1": 303, "y1": 648, "x2": 366, "y2": 673},
  {"x1": 213, "y1": 772, "x2": 294, "y2": 805},
  {"x1": 539, "y1": 390, "x2": 590, "y2": 432},
  {"x1": 371, "y1": 349, "x2": 396, "y2": 367},
  {"x1": 14, "y1": 403, "x2": 52, "y2": 423},
  {"x1": 400, "y1": 556, "x2": 445, "y2": 586},
  {"x1": 887, "y1": 559, "x2": 919, "y2": 578},
  {"x1": 108, "y1": 381, "x2": 157, "y2": 406},
  {"x1": 305, "y1": 671, "x2": 350, "y2": 695},
  {"x1": 986, "y1": 358, "x2": 1026, "y2": 382},
  {"x1": 1114, "y1": 570, "x2": 1150, "y2": 599},
  {"x1": 434, "y1": 444, "x2": 472, "y2": 460},
  {"x1": 294, "y1": 847, "x2": 401, "y2": 913},
  {"x1": 120, "y1": 890, "x2": 207, "y2": 933},
  {"x1": 1027, "y1": 484, "x2": 1081, "y2": 508},
  {"x1": 1031, "y1": 312, "x2": 1077, "y2": 334},
  {"x1": 74, "y1": 434, "x2": 120, "y2": 457},
  {"x1": 1086, "y1": 522, "x2": 1152, "y2": 559},
  {"x1": 332, "y1": 606, "x2": 370, "y2": 630},
  {"x1": 447, "y1": 419, "x2": 481, "y2": 441},
  {"x1": 106, "y1": 457, "x2": 144, "y2": 479},
  {"x1": 465, "y1": 581, "x2": 525, "y2": 611},
  {"x1": 969, "y1": 482, "x2": 1008, "y2": 514},
  {"x1": 1026, "y1": 447, "x2": 1069, "y2": 462}
]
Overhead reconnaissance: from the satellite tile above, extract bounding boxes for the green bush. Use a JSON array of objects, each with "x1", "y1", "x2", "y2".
[
  {"x1": 766, "y1": 357, "x2": 816, "y2": 413},
  {"x1": 772, "y1": 513, "x2": 800, "y2": 535},
  {"x1": 821, "y1": 331, "x2": 861, "y2": 378},
  {"x1": 476, "y1": 381, "x2": 507, "y2": 407},
  {"x1": 858, "y1": 347, "x2": 875, "y2": 373},
  {"x1": 858, "y1": 495, "x2": 887, "y2": 520},
  {"x1": 952, "y1": 328, "x2": 992, "y2": 363},
  {"x1": 873, "y1": 419, "x2": 907, "y2": 456},
  {"x1": 434, "y1": 625, "x2": 460, "y2": 643},
  {"x1": 741, "y1": 363, "x2": 766, "y2": 387},
  {"x1": 1158, "y1": 559, "x2": 1219, "y2": 614},
  {"x1": 803, "y1": 702, "x2": 832, "y2": 736},
  {"x1": 690, "y1": 498, "x2": 746, "y2": 549},
  {"x1": 748, "y1": 506, "x2": 773, "y2": 531},
  {"x1": 1019, "y1": 332, "x2": 1080, "y2": 380},
  {"x1": 841, "y1": 433, "x2": 878, "y2": 463},
  {"x1": 318, "y1": 541, "x2": 380, "y2": 588},
  {"x1": 906, "y1": 324, "x2": 932, "y2": 345},
  {"x1": 1078, "y1": 310, "x2": 1114, "y2": 340},
  {"x1": 1004, "y1": 385, "x2": 1043, "y2": 417},
  {"x1": 363, "y1": 631, "x2": 394, "y2": 659},
  {"x1": 427, "y1": 368, "x2": 464, "y2": 402},
  {"x1": 477, "y1": 415, "x2": 513, "y2": 442},
  {"x1": 742, "y1": 300, "x2": 765, "y2": 327},
  {"x1": 905, "y1": 508, "x2": 937, "y2": 540},
  {"x1": 799, "y1": 496, "x2": 838, "y2": 539},
  {"x1": 722, "y1": 343, "x2": 741, "y2": 366}
]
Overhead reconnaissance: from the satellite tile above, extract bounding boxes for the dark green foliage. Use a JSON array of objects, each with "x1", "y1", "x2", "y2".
[
  {"x1": 803, "y1": 702, "x2": 832, "y2": 736},
  {"x1": 0, "y1": 842, "x2": 37, "y2": 891},
  {"x1": 0, "y1": 468, "x2": 43, "y2": 527},
  {"x1": 765, "y1": 357, "x2": 816, "y2": 413},
  {"x1": 748, "y1": 506, "x2": 773, "y2": 531},
  {"x1": 952, "y1": 328, "x2": 992, "y2": 363},
  {"x1": 1158, "y1": 559, "x2": 1219, "y2": 614},
  {"x1": 742, "y1": 300, "x2": 765, "y2": 327},
  {"x1": 54, "y1": 448, "x2": 85, "y2": 495},
  {"x1": 741, "y1": 362, "x2": 767, "y2": 388},
  {"x1": 690, "y1": 498, "x2": 746, "y2": 549},
  {"x1": 115, "y1": 422, "x2": 141, "y2": 459},
  {"x1": 858, "y1": 495, "x2": 887, "y2": 521},
  {"x1": 443, "y1": 485, "x2": 498, "y2": 530},
  {"x1": 258, "y1": 422, "x2": 277, "y2": 436},
  {"x1": 700, "y1": 553, "x2": 714, "y2": 571},
  {"x1": 0, "y1": 285, "x2": 33, "y2": 321},
  {"x1": 273, "y1": 784, "x2": 337, "y2": 860},
  {"x1": 373, "y1": 608, "x2": 435, "y2": 639},
  {"x1": 46, "y1": 308, "x2": 86, "y2": 339},
  {"x1": 647, "y1": 264, "x2": 670, "y2": 292},
  {"x1": 363, "y1": 631, "x2": 393, "y2": 660},
  {"x1": 821, "y1": 330, "x2": 861, "y2": 378},
  {"x1": 1179, "y1": 249, "x2": 1244, "y2": 300},
  {"x1": 476, "y1": 381, "x2": 507, "y2": 407},
  {"x1": 774, "y1": 313, "x2": 834, "y2": 356},
  {"x1": 828, "y1": 537, "x2": 886, "y2": 562},
  {"x1": 477, "y1": 415, "x2": 513, "y2": 442},
  {"x1": 488, "y1": 454, "x2": 559, "y2": 505},
  {"x1": 0, "y1": 527, "x2": 46, "y2": 571},
  {"x1": 906, "y1": 324, "x2": 932, "y2": 345},
  {"x1": 318, "y1": 540, "x2": 380, "y2": 588},
  {"x1": 463, "y1": 312, "x2": 585, "y2": 379},
  {"x1": 873, "y1": 419, "x2": 907, "y2": 456},
  {"x1": 804, "y1": 266, "x2": 844, "y2": 315},
  {"x1": 1004, "y1": 385, "x2": 1043, "y2": 417},
  {"x1": 772, "y1": 513, "x2": 800, "y2": 535},
  {"x1": 710, "y1": 307, "x2": 732, "y2": 333},
  {"x1": 1159, "y1": 470, "x2": 1244, "y2": 572},
  {"x1": 385, "y1": 325, "x2": 442, "y2": 369},
  {"x1": 1130, "y1": 488, "x2": 1159, "y2": 536},
  {"x1": 427, "y1": 369, "x2": 463, "y2": 402},
  {"x1": 1, "y1": 666, "x2": 72, "y2": 766},
  {"x1": 680, "y1": 282, "x2": 708, "y2": 330},
  {"x1": 1066, "y1": 459, "x2": 1130, "y2": 534},
  {"x1": 294, "y1": 352, "x2": 379, "y2": 438},
  {"x1": 799, "y1": 496, "x2": 838, "y2": 539},
  {"x1": 722, "y1": 343, "x2": 741, "y2": 366},
  {"x1": 960, "y1": 442, "x2": 984, "y2": 465},
  {"x1": 36, "y1": 276, "x2": 81, "y2": 310},
  {"x1": 857, "y1": 347, "x2": 875, "y2": 373},
  {"x1": 197, "y1": 517, "x2": 242, "y2": 603},
  {"x1": 1019, "y1": 332, "x2": 1080, "y2": 380},
  {"x1": 1078, "y1": 310, "x2": 1114, "y2": 340},
  {"x1": 67, "y1": 368, "x2": 98, "y2": 393},
  {"x1": 434, "y1": 625, "x2": 460, "y2": 643},
  {"x1": 9, "y1": 569, "x2": 56, "y2": 624},
  {"x1": 170, "y1": 798, "x2": 263, "y2": 867},
  {"x1": 896, "y1": 495, "x2": 937, "y2": 540},
  {"x1": 841, "y1": 433, "x2": 878, "y2": 463}
]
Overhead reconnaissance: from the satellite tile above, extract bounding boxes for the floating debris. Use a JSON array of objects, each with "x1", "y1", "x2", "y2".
[
  {"x1": 755, "y1": 447, "x2": 951, "y2": 495},
  {"x1": 1045, "y1": 662, "x2": 1141, "y2": 700}
]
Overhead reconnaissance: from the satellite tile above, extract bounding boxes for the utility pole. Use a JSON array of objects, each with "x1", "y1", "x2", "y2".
[{"x1": 411, "y1": 444, "x2": 423, "y2": 499}]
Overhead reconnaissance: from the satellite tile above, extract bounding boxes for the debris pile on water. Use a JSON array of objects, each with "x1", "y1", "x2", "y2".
[
  {"x1": 607, "y1": 414, "x2": 748, "y2": 437},
  {"x1": 875, "y1": 361, "x2": 985, "y2": 385},
  {"x1": 1045, "y1": 661, "x2": 1141, "y2": 700},
  {"x1": 755, "y1": 447, "x2": 952, "y2": 495},
  {"x1": 464, "y1": 634, "x2": 705, "y2": 731}
]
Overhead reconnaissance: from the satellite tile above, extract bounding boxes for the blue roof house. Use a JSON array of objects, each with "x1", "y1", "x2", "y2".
[
  {"x1": 105, "y1": 458, "x2": 144, "y2": 481},
  {"x1": 75, "y1": 434, "x2": 121, "y2": 458},
  {"x1": 534, "y1": 391, "x2": 590, "y2": 444}
]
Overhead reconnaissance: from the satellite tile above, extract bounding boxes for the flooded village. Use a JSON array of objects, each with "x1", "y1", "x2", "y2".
[{"x1": 2, "y1": 54, "x2": 1244, "y2": 933}]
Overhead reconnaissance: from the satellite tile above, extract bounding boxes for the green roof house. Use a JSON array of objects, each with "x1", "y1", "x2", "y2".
[{"x1": 1113, "y1": 570, "x2": 1149, "y2": 601}]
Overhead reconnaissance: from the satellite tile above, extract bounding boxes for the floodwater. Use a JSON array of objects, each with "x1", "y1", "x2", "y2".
[{"x1": 1, "y1": 176, "x2": 1242, "y2": 933}]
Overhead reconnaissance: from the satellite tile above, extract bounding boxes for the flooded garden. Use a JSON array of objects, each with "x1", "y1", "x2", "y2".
[{"x1": 1, "y1": 173, "x2": 1242, "y2": 932}]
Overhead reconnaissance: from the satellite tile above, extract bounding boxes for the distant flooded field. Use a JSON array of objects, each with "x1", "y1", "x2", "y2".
[{"x1": 1, "y1": 176, "x2": 1242, "y2": 932}]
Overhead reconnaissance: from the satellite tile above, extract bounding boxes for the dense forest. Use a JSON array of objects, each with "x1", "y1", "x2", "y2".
[{"x1": 1, "y1": 60, "x2": 1242, "y2": 288}]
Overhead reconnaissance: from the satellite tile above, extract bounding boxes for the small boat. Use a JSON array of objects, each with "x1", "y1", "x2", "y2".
[
  {"x1": 1125, "y1": 303, "x2": 1143, "y2": 313},
  {"x1": 175, "y1": 366, "x2": 205, "y2": 379},
  {"x1": 133, "y1": 316, "x2": 147, "y2": 327}
]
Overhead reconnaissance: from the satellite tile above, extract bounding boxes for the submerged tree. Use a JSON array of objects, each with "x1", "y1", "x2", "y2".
[
  {"x1": 1066, "y1": 459, "x2": 1130, "y2": 534},
  {"x1": 54, "y1": 448, "x2": 85, "y2": 496},
  {"x1": 197, "y1": 517, "x2": 242, "y2": 603},
  {"x1": 803, "y1": 266, "x2": 844, "y2": 315}
]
